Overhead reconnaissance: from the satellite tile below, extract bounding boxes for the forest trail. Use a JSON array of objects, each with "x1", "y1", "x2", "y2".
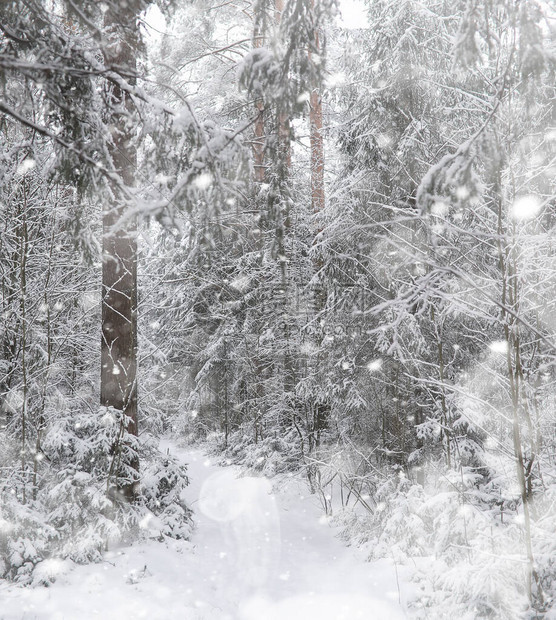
[{"x1": 1, "y1": 443, "x2": 409, "y2": 619}]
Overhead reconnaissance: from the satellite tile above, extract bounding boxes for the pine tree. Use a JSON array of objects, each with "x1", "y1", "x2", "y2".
[{"x1": 100, "y1": 0, "x2": 145, "y2": 501}]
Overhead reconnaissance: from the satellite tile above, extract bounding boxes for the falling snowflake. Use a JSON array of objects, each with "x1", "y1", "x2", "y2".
[
  {"x1": 511, "y1": 195, "x2": 542, "y2": 221},
  {"x1": 489, "y1": 340, "x2": 508, "y2": 354}
]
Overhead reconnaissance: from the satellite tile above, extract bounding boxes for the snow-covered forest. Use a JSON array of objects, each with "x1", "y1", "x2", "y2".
[{"x1": 1, "y1": 0, "x2": 555, "y2": 617}]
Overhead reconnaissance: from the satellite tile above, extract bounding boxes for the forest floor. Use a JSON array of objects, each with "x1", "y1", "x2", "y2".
[{"x1": 1, "y1": 441, "x2": 412, "y2": 619}]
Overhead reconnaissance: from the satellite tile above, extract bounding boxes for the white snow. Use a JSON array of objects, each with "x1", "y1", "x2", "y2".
[
  {"x1": 367, "y1": 359, "x2": 383, "y2": 372},
  {"x1": 0, "y1": 444, "x2": 407, "y2": 619},
  {"x1": 16, "y1": 159, "x2": 36, "y2": 175},
  {"x1": 431, "y1": 201, "x2": 449, "y2": 217},
  {"x1": 489, "y1": 340, "x2": 508, "y2": 354},
  {"x1": 511, "y1": 194, "x2": 542, "y2": 221},
  {"x1": 192, "y1": 173, "x2": 213, "y2": 190}
]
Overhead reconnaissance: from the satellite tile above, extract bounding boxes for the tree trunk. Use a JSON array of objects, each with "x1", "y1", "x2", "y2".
[
  {"x1": 309, "y1": 1, "x2": 325, "y2": 310},
  {"x1": 308, "y1": 0, "x2": 328, "y2": 434},
  {"x1": 275, "y1": 0, "x2": 291, "y2": 172},
  {"x1": 102, "y1": 4, "x2": 141, "y2": 500},
  {"x1": 309, "y1": 20, "x2": 324, "y2": 216},
  {"x1": 274, "y1": 0, "x2": 295, "y2": 396},
  {"x1": 253, "y1": 19, "x2": 266, "y2": 184}
]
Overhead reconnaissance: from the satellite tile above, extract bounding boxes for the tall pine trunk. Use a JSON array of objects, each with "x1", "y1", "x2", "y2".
[
  {"x1": 309, "y1": 14, "x2": 324, "y2": 216},
  {"x1": 307, "y1": 0, "x2": 328, "y2": 469},
  {"x1": 309, "y1": 1, "x2": 325, "y2": 310},
  {"x1": 275, "y1": 0, "x2": 291, "y2": 172},
  {"x1": 102, "y1": 4, "x2": 141, "y2": 500},
  {"x1": 253, "y1": 18, "x2": 266, "y2": 184}
]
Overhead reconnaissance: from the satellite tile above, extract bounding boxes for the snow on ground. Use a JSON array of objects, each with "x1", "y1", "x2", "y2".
[{"x1": 0, "y1": 443, "x2": 410, "y2": 619}]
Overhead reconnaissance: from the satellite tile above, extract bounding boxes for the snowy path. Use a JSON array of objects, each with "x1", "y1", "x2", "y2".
[{"x1": 1, "y1": 443, "x2": 409, "y2": 619}]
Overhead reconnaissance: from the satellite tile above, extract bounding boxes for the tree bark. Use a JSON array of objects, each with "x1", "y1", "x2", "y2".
[
  {"x1": 253, "y1": 19, "x2": 266, "y2": 184},
  {"x1": 309, "y1": 2, "x2": 325, "y2": 309},
  {"x1": 309, "y1": 21, "x2": 324, "y2": 215},
  {"x1": 102, "y1": 3, "x2": 141, "y2": 500},
  {"x1": 275, "y1": 0, "x2": 291, "y2": 171}
]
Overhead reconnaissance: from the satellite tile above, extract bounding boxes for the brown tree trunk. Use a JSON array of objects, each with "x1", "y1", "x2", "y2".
[
  {"x1": 253, "y1": 20, "x2": 266, "y2": 183},
  {"x1": 309, "y1": 1, "x2": 326, "y2": 313},
  {"x1": 102, "y1": 4, "x2": 140, "y2": 500},
  {"x1": 308, "y1": 0, "x2": 329, "y2": 451},
  {"x1": 309, "y1": 4, "x2": 324, "y2": 215},
  {"x1": 251, "y1": 12, "x2": 267, "y2": 443},
  {"x1": 273, "y1": 0, "x2": 294, "y2": 396},
  {"x1": 309, "y1": 88, "x2": 324, "y2": 214},
  {"x1": 275, "y1": 0, "x2": 291, "y2": 171}
]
